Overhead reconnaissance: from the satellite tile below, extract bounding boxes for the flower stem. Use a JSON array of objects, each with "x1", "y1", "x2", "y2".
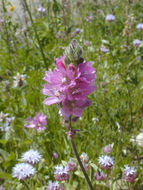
[
  {"x1": 23, "y1": 0, "x2": 48, "y2": 68},
  {"x1": 22, "y1": 180, "x2": 31, "y2": 190},
  {"x1": 70, "y1": 139, "x2": 94, "y2": 190}
]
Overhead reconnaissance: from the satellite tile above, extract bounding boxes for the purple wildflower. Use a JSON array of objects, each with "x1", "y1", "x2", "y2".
[
  {"x1": 133, "y1": 39, "x2": 141, "y2": 47},
  {"x1": 42, "y1": 56, "x2": 96, "y2": 119},
  {"x1": 47, "y1": 181, "x2": 63, "y2": 190},
  {"x1": 67, "y1": 159, "x2": 77, "y2": 172},
  {"x1": 54, "y1": 165, "x2": 69, "y2": 181},
  {"x1": 75, "y1": 28, "x2": 81, "y2": 34},
  {"x1": 25, "y1": 112, "x2": 47, "y2": 131},
  {"x1": 104, "y1": 144, "x2": 112, "y2": 154},
  {"x1": 106, "y1": 14, "x2": 115, "y2": 22},
  {"x1": 53, "y1": 152, "x2": 58, "y2": 160},
  {"x1": 95, "y1": 171, "x2": 106, "y2": 181},
  {"x1": 122, "y1": 165, "x2": 137, "y2": 182},
  {"x1": 98, "y1": 155, "x2": 114, "y2": 170},
  {"x1": 136, "y1": 23, "x2": 143, "y2": 31}
]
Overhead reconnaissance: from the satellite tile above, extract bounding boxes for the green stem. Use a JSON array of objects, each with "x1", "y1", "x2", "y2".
[
  {"x1": 23, "y1": 0, "x2": 48, "y2": 68},
  {"x1": 22, "y1": 180, "x2": 31, "y2": 190},
  {"x1": 2, "y1": 0, "x2": 12, "y2": 60},
  {"x1": 70, "y1": 138, "x2": 94, "y2": 190}
]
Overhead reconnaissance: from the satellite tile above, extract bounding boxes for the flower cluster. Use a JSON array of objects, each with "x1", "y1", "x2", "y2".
[
  {"x1": 98, "y1": 155, "x2": 114, "y2": 170},
  {"x1": 25, "y1": 112, "x2": 47, "y2": 131},
  {"x1": 54, "y1": 165, "x2": 69, "y2": 181},
  {"x1": 42, "y1": 43, "x2": 96, "y2": 120},
  {"x1": 12, "y1": 163, "x2": 36, "y2": 181},
  {"x1": 67, "y1": 159, "x2": 77, "y2": 172},
  {"x1": 12, "y1": 149, "x2": 41, "y2": 181},
  {"x1": 21, "y1": 149, "x2": 42, "y2": 165},
  {"x1": 122, "y1": 165, "x2": 137, "y2": 182},
  {"x1": 0, "y1": 112, "x2": 14, "y2": 132}
]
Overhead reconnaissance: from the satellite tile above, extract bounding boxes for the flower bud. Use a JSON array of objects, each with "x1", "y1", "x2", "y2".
[
  {"x1": 63, "y1": 39, "x2": 83, "y2": 65},
  {"x1": 95, "y1": 171, "x2": 106, "y2": 181},
  {"x1": 103, "y1": 144, "x2": 112, "y2": 154},
  {"x1": 67, "y1": 159, "x2": 77, "y2": 172}
]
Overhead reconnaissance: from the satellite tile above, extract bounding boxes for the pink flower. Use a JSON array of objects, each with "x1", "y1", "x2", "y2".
[
  {"x1": 25, "y1": 112, "x2": 47, "y2": 131},
  {"x1": 42, "y1": 57, "x2": 96, "y2": 119},
  {"x1": 95, "y1": 171, "x2": 106, "y2": 181},
  {"x1": 67, "y1": 159, "x2": 77, "y2": 172},
  {"x1": 53, "y1": 153, "x2": 58, "y2": 160},
  {"x1": 54, "y1": 165, "x2": 69, "y2": 181},
  {"x1": 122, "y1": 165, "x2": 137, "y2": 182},
  {"x1": 98, "y1": 155, "x2": 114, "y2": 170},
  {"x1": 103, "y1": 144, "x2": 112, "y2": 154}
]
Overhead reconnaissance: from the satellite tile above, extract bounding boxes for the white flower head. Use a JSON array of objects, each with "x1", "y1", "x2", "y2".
[
  {"x1": 54, "y1": 165, "x2": 69, "y2": 181},
  {"x1": 54, "y1": 165, "x2": 69, "y2": 174},
  {"x1": 13, "y1": 72, "x2": 26, "y2": 88},
  {"x1": 124, "y1": 165, "x2": 136, "y2": 176},
  {"x1": 21, "y1": 149, "x2": 41, "y2": 164},
  {"x1": 12, "y1": 163, "x2": 36, "y2": 180},
  {"x1": 106, "y1": 14, "x2": 115, "y2": 22},
  {"x1": 98, "y1": 155, "x2": 114, "y2": 169}
]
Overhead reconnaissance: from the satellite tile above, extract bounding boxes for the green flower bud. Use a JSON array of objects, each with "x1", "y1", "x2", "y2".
[{"x1": 63, "y1": 39, "x2": 83, "y2": 65}]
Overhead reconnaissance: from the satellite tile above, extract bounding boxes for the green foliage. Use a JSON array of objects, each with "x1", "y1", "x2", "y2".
[{"x1": 0, "y1": 0, "x2": 143, "y2": 189}]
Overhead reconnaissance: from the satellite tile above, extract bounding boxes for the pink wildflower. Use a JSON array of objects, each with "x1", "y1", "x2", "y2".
[
  {"x1": 42, "y1": 56, "x2": 96, "y2": 119},
  {"x1": 98, "y1": 155, "x2": 114, "y2": 170},
  {"x1": 54, "y1": 165, "x2": 69, "y2": 181},
  {"x1": 104, "y1": 144, "x2": 112, "y2": 154},
  {"x1": 67, "y1": 159, "x2": 77, "y2": 172},
  {"x1": 122, "y1": 165, "x2": 137, "y2": 182},
  {"x1": 95, "y1": 171, "x2": 106, "y2": 181},
  {"x1": 25, "y1": 112, "x2": 47, "y2": 131},
  {"x1": 53, "y1": 153, "x2": 58, "y2": 160}
]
